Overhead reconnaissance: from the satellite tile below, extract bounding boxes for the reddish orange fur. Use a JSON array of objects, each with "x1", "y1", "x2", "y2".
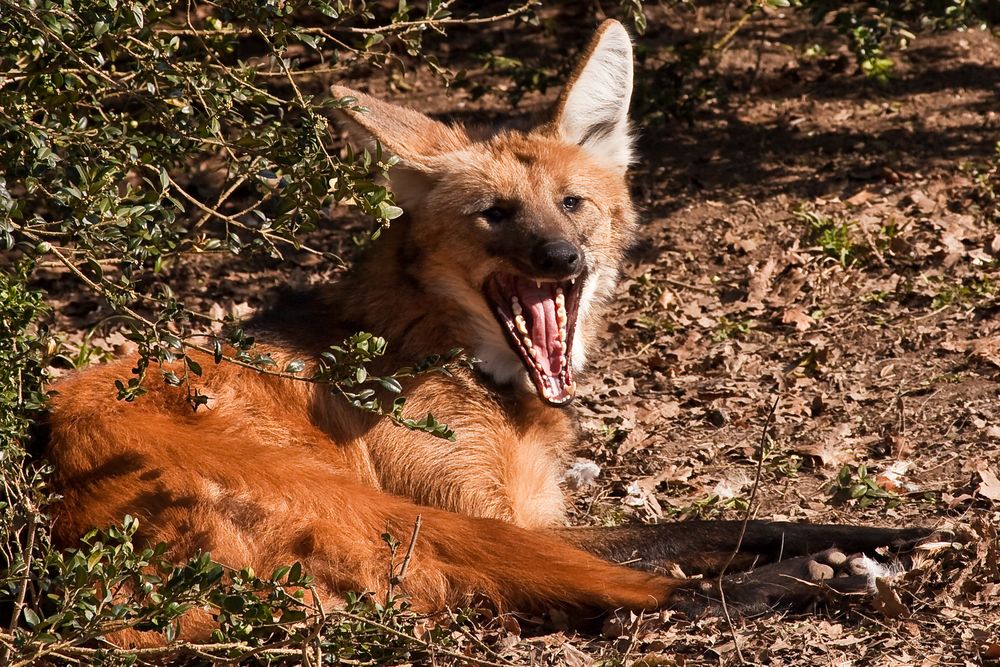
[{"x1": 46, "y1": 21, "x2": 689, "y2": 646}]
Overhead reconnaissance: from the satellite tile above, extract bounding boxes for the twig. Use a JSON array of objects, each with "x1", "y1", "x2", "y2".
[
  {"x1": 912, "y1": 304, "x2": 952, "y2": 321},
  {"x1": 662, "y1": 277, "x2": 716, "y2": 294},
  {"x1": 1, "y1": 508, "x2": 37, "y2": 665},
  {"x1": 0, "y1": 0, "x2": 122, "y2": 89},
  {"x1": 859, "y1": 222, "x2": 890, "y2": 269},
  {"x1": 618, "y1": 340, "x2": 656, "y2": 362},
  {"x1": 2, "y1": 635, "x2": 303, "y2": 667},
  {"x1": 326, "y1": 608, "x2": 513, "y2": 667},
  {"x1": 308, "y1": 585, "x2": 327, "y2": 667},
  {"x1": 22, "y1": 233, "x2": 321, "y2": 385},
  {"x1": 713, "y1": 3, "x2": 757, "y2": 52},
  {"x1": 397, "y1": 514, "x2": 423, "y2": 583},
  {"x1": 153, "y1": 2, "x2": 534, "y2": 37},
  {"x1": 455, "y1": 622, "x2": 508, "y2": 664},
  {"x1": 715, "y1": 394, "x2": 780, "y2": 666}
]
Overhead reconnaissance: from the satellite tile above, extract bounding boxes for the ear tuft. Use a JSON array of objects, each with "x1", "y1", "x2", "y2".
[{"x1": 552, "y1": 20, "x2": 634, "y2": 174}]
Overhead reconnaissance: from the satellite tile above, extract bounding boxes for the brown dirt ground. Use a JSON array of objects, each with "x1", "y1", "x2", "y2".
[{"x1": 34, "y1": 5, "x2": 1000, "y2": 666}]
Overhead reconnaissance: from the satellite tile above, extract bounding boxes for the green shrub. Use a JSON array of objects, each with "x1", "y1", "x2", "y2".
[{"x1": 0, "y1": 0, "x2": 531, "y2": 661}]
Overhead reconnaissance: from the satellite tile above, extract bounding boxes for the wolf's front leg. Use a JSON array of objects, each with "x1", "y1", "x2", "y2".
[
  {"x1": 553, "y1": 520, "x2": 933, "y2": 575},
  {"x1": 669, "y1": 547, "x2": 901, "y2": 618}
]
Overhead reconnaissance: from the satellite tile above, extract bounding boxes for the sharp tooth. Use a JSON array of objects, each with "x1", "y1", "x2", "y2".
[
  {"x1": 535, "y1": 280, "x2": 542, "y2": 289},
  {"x1": 515, "y1": 315, "x2": 528, "y2": 335},
  {"x1": 570, "y1": 278, "x2": 575, "y2": 286},
  {"x1": 555, "y1": 292, "x2": 565, "y2": 307}
]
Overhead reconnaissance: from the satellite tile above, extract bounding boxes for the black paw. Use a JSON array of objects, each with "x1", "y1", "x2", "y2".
[{"x1": 671, "y1": 548, "x2": 895, "y2": 618}]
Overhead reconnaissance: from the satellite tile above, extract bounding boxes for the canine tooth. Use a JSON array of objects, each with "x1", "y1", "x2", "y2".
[
  {"x1": 535, "y1": 280, "x2": 542, "y2": 289},
  {"x1": 570, "y1": 278, "x2": 575, "y2": 286}
]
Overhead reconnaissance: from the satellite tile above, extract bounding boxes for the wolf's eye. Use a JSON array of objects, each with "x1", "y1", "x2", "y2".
[
  {"x1": 481, "y1": 206, "x2": 508, "y2": 225},
  {"x1": 562, "y1": 196, "x2": 582, "y2": 212}
]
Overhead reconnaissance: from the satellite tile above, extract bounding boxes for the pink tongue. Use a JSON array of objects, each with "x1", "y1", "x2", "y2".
[{"x1": 516, "y1": 281, "x2": 562, "y2": 377}]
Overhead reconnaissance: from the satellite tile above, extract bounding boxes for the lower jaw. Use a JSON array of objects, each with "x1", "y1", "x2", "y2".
[{"x1": 521, "y1": 361, "x2": 575, "y2": 406}]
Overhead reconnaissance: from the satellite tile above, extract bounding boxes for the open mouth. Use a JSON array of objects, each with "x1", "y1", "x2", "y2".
[{"x1": 484, "y1": 272, "x2": 583, "y2": 406}]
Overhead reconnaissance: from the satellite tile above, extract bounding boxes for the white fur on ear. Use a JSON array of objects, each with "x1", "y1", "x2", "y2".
[{"x1": 555, "y1": 20, "x2": 634, "y2": 173}]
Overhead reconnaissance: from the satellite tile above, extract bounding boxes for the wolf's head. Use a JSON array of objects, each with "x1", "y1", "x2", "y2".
[{"x1": 333, "y1": 20, "x2": 636, "y2": 407}]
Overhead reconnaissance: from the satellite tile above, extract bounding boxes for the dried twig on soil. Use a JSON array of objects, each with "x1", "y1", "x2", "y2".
[
  {"x1": 716, "y1": 395, "x2": 779, "y2": 665},
  {"x1": 0, "y1": 506, "x2": 36, "y2": 666}
]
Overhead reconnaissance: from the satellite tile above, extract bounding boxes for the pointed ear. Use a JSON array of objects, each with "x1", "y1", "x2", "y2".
[
  {"x1": 330, "y1": 84, "x2": 470, "y2": 171},
  {"x1": 551, "y1": 20, "x2": 634, "y2": 174}
]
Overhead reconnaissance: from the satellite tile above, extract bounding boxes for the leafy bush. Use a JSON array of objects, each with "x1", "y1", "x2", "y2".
[{"x1": 0, "y1": 0, "x2": 532, "y2": 661}]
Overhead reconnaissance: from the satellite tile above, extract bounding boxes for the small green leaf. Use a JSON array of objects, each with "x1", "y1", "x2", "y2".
[
  {"x1": 185, "y1": 356, "x2": 202, "y2": 376},
  {"x1": 378, "y1": 377, "x2": 402, "y2": 393},
  {"x1": 23, "y1": 608, "x2": 40, "y2": 628}
]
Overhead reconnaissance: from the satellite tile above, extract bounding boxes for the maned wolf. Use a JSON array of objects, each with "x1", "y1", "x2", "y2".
[{"x1": 46, "y1": 20, "x2": 928, "y2": 642}]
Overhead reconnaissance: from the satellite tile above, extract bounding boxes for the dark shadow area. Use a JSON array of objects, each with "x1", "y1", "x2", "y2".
[{"x1": 633, "y1": 39, "x2": 1000, "y2": 219}]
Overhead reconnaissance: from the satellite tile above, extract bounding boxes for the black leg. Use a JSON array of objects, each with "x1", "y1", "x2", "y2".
[
  {"x1": 670, "y1": 548, "x2": 896, "y2": 618},
  {"x1": 554, "y1": 521, "x2": 933, "y2": 575}
]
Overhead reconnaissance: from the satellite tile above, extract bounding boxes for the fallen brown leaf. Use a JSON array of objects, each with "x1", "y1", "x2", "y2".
[
  {"x1": 976, "y1": 467, "x2": 1000, "y2": 502},
  {"x1": 873, "y1": 577, "x2": 910, "y2": 619}
]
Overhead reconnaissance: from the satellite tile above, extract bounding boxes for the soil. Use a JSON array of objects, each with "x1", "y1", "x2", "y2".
[{"x1": 33, "y1": 5, "x2": 1000, "y2": 665}]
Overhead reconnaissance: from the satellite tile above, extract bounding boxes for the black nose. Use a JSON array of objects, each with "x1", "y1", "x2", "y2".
[{"x1": 531, "y1": 239, "x2": 582, "y2": 278}]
